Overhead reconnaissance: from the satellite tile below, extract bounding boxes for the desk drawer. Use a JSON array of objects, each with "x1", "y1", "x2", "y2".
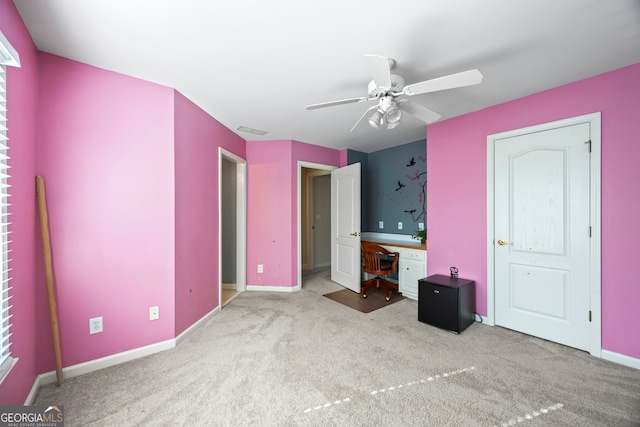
[{"x1": 393, "y1": 247, "x2": 425, "y2": 261}]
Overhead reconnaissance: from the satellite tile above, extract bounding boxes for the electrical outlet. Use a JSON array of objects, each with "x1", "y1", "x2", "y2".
[
  {"x1": 257, "y1": 264, "x2": 264, "y2": 273},
  {"x1": 397, "y1": 222, "x2": 403, "y2": 230},
  {"x1": 379, "y1": 221, "x2": 384, "y2": 229},
  {"x1": 418, "y1": 222, "x2": 424, "y2": 230},
  {"x1": 89, "y1": 316, "x2": 103, "y2": 335},
  {"x1": 149, "y1": 306, "x2": 159, "y2": 320}
]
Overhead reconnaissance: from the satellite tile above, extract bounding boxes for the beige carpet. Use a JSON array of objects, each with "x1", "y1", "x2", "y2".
[{"x1": 34, "y1": 267, "x2": 640, "y2": 426}]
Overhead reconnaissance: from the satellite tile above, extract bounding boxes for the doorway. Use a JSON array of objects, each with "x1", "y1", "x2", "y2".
[
  {"x1": 219, "y1": 148, "x2": 247, "y2": 308},
  {"x1": 298, "y1": 162, "x2": 336, "y2": 290},
  {"x1": 486, "y1": 113, "x2": 601, "y2": 356},
  {"x1": 301, "y1": 167, "x2": 331, "y2": 271}
]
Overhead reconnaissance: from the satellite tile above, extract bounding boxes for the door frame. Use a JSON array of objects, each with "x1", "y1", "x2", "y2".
[
  {"x1": 486, "y1": 112, "x2": 602, "y2": 356},
  {"x1": 297, "y1": 161, "x2": 337, "y2": 290},
  {"x1": 218, "y1": 148, "x2": 247, "y2": 303}
]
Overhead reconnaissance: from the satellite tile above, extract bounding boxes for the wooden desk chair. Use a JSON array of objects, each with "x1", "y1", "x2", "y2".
[{"x1": 361, "y1": 241, "x2": 399, "y2": 301}]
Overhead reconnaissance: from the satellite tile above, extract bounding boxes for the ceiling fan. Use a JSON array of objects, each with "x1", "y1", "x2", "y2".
[{"x1": 305, "y1": 55, "x2": 483, "y2": 131}]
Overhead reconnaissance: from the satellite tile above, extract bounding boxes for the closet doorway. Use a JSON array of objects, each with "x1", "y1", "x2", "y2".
[
  {"x1": 219, "y1": 148, "x2": 246, "y2": 307},
  {"x1": 298, "y1": 162, "x2": 335, "y2": 289}
]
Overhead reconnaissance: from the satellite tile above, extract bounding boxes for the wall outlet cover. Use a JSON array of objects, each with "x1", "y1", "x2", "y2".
[
  {"x1": 89, "y1": 316, "x2": 103, "y2": 334},
  {"x1": 149, "y1": 306, "x2": 159, "y2": 321}
]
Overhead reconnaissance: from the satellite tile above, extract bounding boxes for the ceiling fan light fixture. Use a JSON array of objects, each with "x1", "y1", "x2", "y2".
[
  {"x1": 368, "y1": 110, "x2": 383, "y2": 128},
  {"x1": 385, "y1": 106, "x2": 402, "y2": 124},
  {"x1": 387, "y1": 120, "x2": 401, "y2": 130}
]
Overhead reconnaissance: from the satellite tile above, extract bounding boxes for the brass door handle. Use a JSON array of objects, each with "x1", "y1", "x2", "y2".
[
  {"x1": 350, "y1": 232, "x2": 360, "y2": 237},
  {"x1": 497, "y1": 239, "x2": 512, "y2": 246}
]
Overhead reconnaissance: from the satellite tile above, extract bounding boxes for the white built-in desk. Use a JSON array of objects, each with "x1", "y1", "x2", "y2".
[{"x1": 361, "y1": 233, "x2": 427, "y2": 301}]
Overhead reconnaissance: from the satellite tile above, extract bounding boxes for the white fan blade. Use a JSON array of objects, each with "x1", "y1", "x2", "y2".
[
  {"x1": 305, "y1": 97, "x2": 371, "y2": 110},
  {"x1": 364, "y1": 55, "x2": 392, "y2": 90},
  {"x1": 350, "y1": 105, "x2": 379, "y2": 132},
  {"x1": 403, "y1": 69, "x2": 483, "y2": 96},
  {"x1": 398, "y1": 100, "x2": 442, "y2": 124}
]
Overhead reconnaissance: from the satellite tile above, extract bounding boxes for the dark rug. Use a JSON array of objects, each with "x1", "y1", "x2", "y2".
[{"x1": 323, "y1": 287, "x2": 406, "y2": 313}]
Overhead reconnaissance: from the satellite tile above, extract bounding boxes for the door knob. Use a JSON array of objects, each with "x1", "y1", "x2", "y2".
[
  {"x1": 350, "y1": 232, "x2": 360, "y2": 236},
  {"x1": 497, "y1": 239, "x2": 512, "y2": 246}
]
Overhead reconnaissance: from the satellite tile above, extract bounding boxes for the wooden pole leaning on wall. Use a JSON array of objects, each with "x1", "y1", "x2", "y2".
[{"x1": 36, "y1": 176, "x2": 64, "y2": 386}]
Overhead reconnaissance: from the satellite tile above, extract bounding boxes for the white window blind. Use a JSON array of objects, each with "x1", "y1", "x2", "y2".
[
  {"x1": 0, "y1": 63, "x2": 15, "y2": 382},
  {"x1": 0, "y1": 32, "x2": 20, "y2": 384}
]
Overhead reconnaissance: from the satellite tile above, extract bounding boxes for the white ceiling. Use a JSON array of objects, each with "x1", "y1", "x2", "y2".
[{"x1": 13, "y1": 0, "x2": 640, "y2": 153}]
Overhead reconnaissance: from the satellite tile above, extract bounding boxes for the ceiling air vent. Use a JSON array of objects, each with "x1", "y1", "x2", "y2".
[{"x1": 237, "y1": 126, "x2": 267, "y2": 136}]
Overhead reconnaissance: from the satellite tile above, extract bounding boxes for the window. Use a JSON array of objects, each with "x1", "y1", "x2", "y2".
[
  {"x1": 0, "y1": 31, "x2": 20, "y2": 384},
  {"x1": 0, "y1": 63, "x2": 14, "y2": 383}
]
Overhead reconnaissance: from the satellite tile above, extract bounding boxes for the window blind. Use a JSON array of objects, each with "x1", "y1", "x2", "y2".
[{"x1": 0, "y1": 64, "x2": 15, "y2": 381}]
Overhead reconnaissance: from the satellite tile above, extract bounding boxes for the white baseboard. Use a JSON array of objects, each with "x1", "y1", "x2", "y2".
[
  {"x1": 474, "y1": 314, "x2": 490, "y2": 325},
  {"x1": 25, "y1": 372, "x2": 43, "y2": 406},
  {"x1": 246, "y1": 285, "x2": 297, "y2": 292},
  {"x1": 42, "y1": 339, "x2": 175, "y2": 385},
  {"x1": 469, "y1": 321, "x2": 639, "y2": 370},
  {"x1": 176, "y1": 305, "x2": 220, "y2": 345},
  {"x1": 25, "y1": 306, "x2": 222, "y2": 405},
  {"x1": 601, "y1": 349, "x2": 640, "y2": 370}
]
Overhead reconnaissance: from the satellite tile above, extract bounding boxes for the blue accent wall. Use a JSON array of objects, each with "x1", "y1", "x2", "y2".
[{"x1": 348, "y1": 140, "x2": 426, "y2": 235}]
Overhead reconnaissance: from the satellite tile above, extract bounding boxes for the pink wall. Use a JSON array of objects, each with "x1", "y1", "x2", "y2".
[
  {"x1": 173, "y1": 91, "x2": 245, "y2": 335},
  {"x1": 246, "y1": 140, "x2": 340, "y2": 287},
  {"x1": 427, "y1": 63, "x2": 640, "y2": 359},
  {"x1": 36, "y1": 54, "x2": 176, "y2": 370},
  {"x1": 0, "y1": 1, "x2": 40, "y2": 406}
]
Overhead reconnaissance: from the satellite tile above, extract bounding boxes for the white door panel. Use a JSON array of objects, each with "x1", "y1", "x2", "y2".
[
  {"x1": 331, "y1": 163, "x2": 361, "y2": 292},
  {"x1": 495, "y1": 123, "x2": 590, "y2": 351}
]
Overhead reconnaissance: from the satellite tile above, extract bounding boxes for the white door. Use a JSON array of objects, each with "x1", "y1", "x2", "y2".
[
  {"x1": 494, "y1": 123, "x2": 591, "y2": 351},
  {"x1": 331, "y1": 163, "x2": 361, "y2": 293}
]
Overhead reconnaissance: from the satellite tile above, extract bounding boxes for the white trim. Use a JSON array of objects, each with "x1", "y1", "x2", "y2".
[
  {"x1": 0, "y1": 356, "x2": 17, "y2": 387},
  {"x1": 0, "y1": 31, "x2": 21, "y2": 67},
  {"x1": 486, "y1": 140, "x2": 496, "y2": 327},
  {"x1": 587, "y1": 115, "x2": 602, "y2": 357},
  {"x1": 486, "y1": 112, "x2": 602, "y2": 356},
  {"x1": 601, "y1": 350, "x2": 640, "y2": 370},
  {"x1": 35, "y1": 339, "x2": 176, "y2": 389},
  {"x1": 218, "y1": 148, "x2": 247, "y2": 309},
  {"x1": 175, "y1": 306, "x2": 220, "y2": 345},
  {"x1": 297, "y1": 161, "x2": 337, "y2": 291},
  {"x1": 25, "y1": 305, "x2": 221, "y2": 405},
  {"x1": 25, "y1": 372, "x2": 44, "y2": 406},
  {"x1": 246, "y1": 284, "x2": 297, "y2": 292}
]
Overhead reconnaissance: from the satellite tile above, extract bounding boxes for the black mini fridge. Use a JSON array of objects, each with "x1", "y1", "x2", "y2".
[{"x1": 418, "y1": 274, "x2": 475, "y2": 334}]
